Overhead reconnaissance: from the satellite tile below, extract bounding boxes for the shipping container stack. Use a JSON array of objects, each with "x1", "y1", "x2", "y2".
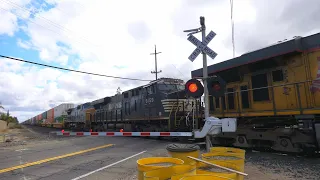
[
  {"x1": 42, "y1": 111, "x2": 48, "y2": 127},
  {"x1": 25, "y1": 103, "x2": 75, "y2": 128},
  {"x1": 54, "y1": 103, "x2": 75, "y2": 128},
  {"x1": 37, "y1": 114, "x2": 40, "y2": 126},
  {"x1": 47, "y1": 108, "x2": 54, "y2": 127},
  {"x1": 39, "y1": 114, "x2": 43, "y2": 127}
]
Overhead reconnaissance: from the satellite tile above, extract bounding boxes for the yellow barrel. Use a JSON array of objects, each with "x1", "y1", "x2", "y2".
[
  {"x1": 198, "y1": 151, "x2": 245, "y2": 180},
  {"x1": 137, "y1": 157, "x2": 184, "y2": 180},
  {"x1": 179, "y1": 174, "x2": 237, "y2": 180},
  {"x1": 210, "y1": 147, "x2": 245, "y2": 159},
  {"x1": 144, "y1": 164, "x2": 196, "y2": 180},
  {"x1": 166, "y1": 144, "x2": 200, "y2": 165},
  {"x1": 196, "y1": 160, "x2": 238, "y2": 180}
]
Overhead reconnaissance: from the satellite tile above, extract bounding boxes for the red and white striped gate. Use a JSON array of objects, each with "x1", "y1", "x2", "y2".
[{"x1": 55, "y1": 131, "x2": 193, "y2": 137}]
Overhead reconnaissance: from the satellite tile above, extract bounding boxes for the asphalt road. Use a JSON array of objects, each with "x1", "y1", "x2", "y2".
[
  {"x1": 0, "y1": 126, "x2": 172, "y2": 180},
  {"x1": 2, "y1": 125, "x2": 320, "y2": 180}
]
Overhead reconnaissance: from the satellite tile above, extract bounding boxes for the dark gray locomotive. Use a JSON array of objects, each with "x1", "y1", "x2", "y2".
[{"x1": 66, "y1": 78, "x2": 204, "y2": 133}]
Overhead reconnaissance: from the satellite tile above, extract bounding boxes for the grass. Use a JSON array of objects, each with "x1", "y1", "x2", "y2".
[{"x1": 8, "y1": 123, "x2": 23, "y2": 129}]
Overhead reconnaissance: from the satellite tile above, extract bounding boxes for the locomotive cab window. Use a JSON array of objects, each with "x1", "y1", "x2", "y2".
[
  {"x1": 272, "y1": 69, "x2": 284, "y2": 82},
  {"x1": 227, "y1": 88, "x2": 235, "y2": 110},
  {"x1": 145, "y1": 84, "x2": 156, "y2": 95},
  {"x1": 215, "y1": 98, "x2": 220, "y2": 109},
  {"x1": 158, "y1": 83, "x2": 184, "y2": 92},
  {"x1": 150, "y1": 84, "x2": 155, "y2": 94},
  {"x1": 251, "y1": 73, "x2": 270, "y2": 102}
]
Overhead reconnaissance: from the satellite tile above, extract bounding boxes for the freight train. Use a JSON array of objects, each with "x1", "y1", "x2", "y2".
[
  {"x1": 23, "y1": 32, "x2": 320, "y2": 154},
  {"x1": 23, "y1": 103, "x2": 74, "y2": 128}
]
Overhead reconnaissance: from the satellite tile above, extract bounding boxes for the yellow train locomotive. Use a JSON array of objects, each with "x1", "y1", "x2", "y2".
[{"x1": 191, "y1": 33, "x2": 320, "y2": 153}]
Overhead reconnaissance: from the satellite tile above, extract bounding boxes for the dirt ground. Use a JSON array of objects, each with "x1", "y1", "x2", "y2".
[
  {"x1": 0, "y1": 125, "x2": 64, "y2": 148},
  {"x1": 0, "y1": 128, "x2": 29, "y2": 145}
]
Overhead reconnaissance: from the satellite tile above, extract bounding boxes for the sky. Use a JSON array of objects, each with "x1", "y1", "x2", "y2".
[{"x1": 0, "y1": 0, "x2": 320, "y2": 122}]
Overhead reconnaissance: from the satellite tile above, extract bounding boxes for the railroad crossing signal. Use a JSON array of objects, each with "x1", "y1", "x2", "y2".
[
  {"x1": 184, "y1": 16, "x2": 219, "y2": 152},
  {"x1": 187, "y1": 30, "x2": 217, "y2": 62},
  {"x1": 185, "y1": 79, "x2": 204, "y2": 99},
  {"x1": 185, "y1": 76, "x2": 226, "y2": 99},
  {"x1": 183, "y1": 16, "x2": 219, "y2": 121},
  {"x1": 207, "y1": 76, "x2": 226, "y2": 98}
]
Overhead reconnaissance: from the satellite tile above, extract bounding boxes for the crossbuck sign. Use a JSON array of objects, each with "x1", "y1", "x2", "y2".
[{"x1": 187, "y1": 30, "x2": 217, "y2": 62}]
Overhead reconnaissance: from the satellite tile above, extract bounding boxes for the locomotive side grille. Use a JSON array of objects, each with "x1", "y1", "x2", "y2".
[{"x1": 161, "y1": 99, "x2": 197, "y2": 112}]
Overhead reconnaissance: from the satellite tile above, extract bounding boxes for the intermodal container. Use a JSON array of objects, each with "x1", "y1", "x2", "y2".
[
  {"x1": 42, "y1": 111, "x2": 47, "y2": 120},
  {"x1": 47, "y1": 108, "x2": 54, "y2": 123},
  {"x1": 37, "y1": 115, "x2": 41, "y2": 124},
  {"x1": 54, "y1": 103, "x2": 74, "y2": 123}
]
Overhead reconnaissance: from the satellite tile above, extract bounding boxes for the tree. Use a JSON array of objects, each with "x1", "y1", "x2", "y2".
[
  {"x1": 0, "y1": 102, "x2": 4, "y2": 109},
  {"x1": 0, "y1": 104, "x2": 19, "y2": 125}
]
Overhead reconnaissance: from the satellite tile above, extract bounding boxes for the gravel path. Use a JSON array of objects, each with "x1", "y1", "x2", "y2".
[{"x1": 244, "y1": 150, "x2": 320, "y2": 180}]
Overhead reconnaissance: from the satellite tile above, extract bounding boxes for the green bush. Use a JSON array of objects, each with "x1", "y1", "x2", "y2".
[{"x1": 8, "y1": 123, "x2": 22, "y2": 129}]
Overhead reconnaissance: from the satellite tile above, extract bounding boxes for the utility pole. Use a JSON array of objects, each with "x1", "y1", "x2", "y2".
[{"x1": 150, "y1": 45, "x2": 162, "y2": 80}]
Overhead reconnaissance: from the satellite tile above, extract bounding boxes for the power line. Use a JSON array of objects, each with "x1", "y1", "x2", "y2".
[{"x1": 0, "y1": 55, "x2": 152, "y2": 81}]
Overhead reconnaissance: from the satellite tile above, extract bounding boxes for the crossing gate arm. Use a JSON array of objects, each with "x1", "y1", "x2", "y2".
[
  {"x1": 53, "y1": 117, "x2": 237, "y2": 138},
  {"x1": 54, "y1": 131, "x2": 193, "y2": 137}
]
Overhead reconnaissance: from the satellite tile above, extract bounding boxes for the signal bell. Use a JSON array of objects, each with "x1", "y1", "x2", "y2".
[
  {"x1": 207, "y1": 75, "x2": 226, "y2": 98},
  {"x1": 185, "y1": 79, "x2": 204, "y2": 99}
]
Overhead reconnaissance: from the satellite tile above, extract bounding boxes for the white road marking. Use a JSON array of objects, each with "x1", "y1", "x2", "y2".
[
  {"x1": 71, "y1": 150, "x2": 147, "y2": 180},
  {"x1": 15, "y1": 149, "x2": 29, "y2": 152},
  {"x1": 17, "y1": 148, "x2": 31, "y2": 180}
]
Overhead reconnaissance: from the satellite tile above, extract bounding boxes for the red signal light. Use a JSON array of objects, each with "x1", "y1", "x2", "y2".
[
  {"x1": 188, "y1": 83, "x2": 198, "y2": 93},
  {"x1": 213, "y1": 83, "x2": 221, "y2": 91},
  {"x1": 185, "y1": 79, "x2": 204, "y2": 99},
  {"x1": 207, "y1": 75, "x2": 226, "y2": 98}
]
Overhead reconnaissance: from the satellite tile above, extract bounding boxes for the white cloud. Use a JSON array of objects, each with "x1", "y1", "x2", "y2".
[
  {"x1": 1, "y1": 0, "x2": 320, "y2": 121},
  {"x1": 0, "y1": 0, "x2": 33, "y2": 35}
]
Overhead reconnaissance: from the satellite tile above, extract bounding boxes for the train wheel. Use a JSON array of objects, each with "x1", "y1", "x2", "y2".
[
  {"x1": 233, "y1": 135, "x2": 251, "y2": 148},
  {"x1": 271, "y1": 137, "x2": 302, "y2": 153}
]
